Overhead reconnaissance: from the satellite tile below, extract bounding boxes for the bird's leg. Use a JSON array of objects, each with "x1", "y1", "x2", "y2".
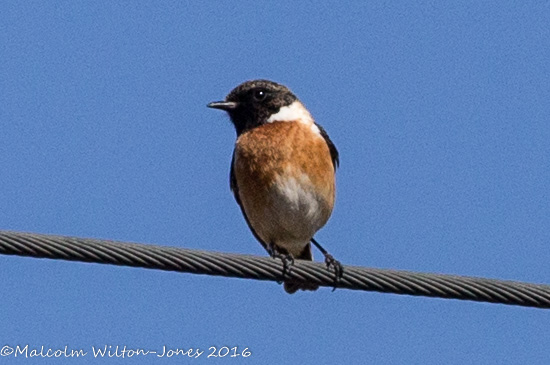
[
  {"x1": 267, "y1": 242, "x2": 294, "y2": 281},
  {"x1": 311, "y1": 238, "x2": 343, "y2": 291}
]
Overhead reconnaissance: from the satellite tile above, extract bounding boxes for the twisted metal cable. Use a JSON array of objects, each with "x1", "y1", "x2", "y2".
[{"x1": 0, "y1": 230, "x2": 548, "y2": 309}]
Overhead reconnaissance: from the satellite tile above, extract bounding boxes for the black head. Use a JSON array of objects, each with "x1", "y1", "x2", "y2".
[{"x1": 208, "y1": 79, "x2": 297, "y2": 135}]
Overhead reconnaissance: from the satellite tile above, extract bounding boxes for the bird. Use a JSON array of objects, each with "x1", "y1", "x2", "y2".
[{"x1": 207, "y1": 79, "x2": 342, "y2": 293}]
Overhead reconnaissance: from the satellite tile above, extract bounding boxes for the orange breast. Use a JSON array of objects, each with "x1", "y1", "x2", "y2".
[{"x1": 233, "y1": 121, "x2": 335, "y2": 252}]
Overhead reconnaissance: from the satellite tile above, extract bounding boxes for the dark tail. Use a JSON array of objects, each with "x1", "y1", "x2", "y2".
[{"x1": 283, "y1": 243, "x2": 319, "y2": 294}]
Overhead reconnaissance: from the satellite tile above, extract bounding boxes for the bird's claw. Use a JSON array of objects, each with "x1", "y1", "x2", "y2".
[
  {"x1": 324, "y1": 253, "x2": 344, "y2": 291},
  {"x1": 268, "y1": 243, "x2": 295, "y2": 280},
  {"x1": 278, "y1": 253, "x2": 294, "y2": 279}
]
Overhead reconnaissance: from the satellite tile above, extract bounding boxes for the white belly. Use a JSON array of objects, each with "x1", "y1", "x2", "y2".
[{"x1": 243, "y1": 171, "x2": 330, "y2": 256}]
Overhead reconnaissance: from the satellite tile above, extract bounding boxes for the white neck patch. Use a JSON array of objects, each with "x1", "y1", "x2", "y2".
[{"x1": 266, "y1": 101, "x2": 321, "y2": 135}]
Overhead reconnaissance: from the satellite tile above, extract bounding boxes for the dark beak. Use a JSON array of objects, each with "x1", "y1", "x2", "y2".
[{"x1": 207, "y1": 101, "x2": 238, "y2": 111}]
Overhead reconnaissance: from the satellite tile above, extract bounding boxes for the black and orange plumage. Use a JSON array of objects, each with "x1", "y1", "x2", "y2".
[{"x1": 208, "y1": 80, "x2": 341, "y2": 293}]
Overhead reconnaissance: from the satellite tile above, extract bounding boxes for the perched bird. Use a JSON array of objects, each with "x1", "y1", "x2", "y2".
[{"x1": 208, "y1": 80, "x2": 341, "y2": 293}]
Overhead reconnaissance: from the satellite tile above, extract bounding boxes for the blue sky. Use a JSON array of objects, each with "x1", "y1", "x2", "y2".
[{"x1": 1, "y1": 1, "x2": 549, "y2": 364}]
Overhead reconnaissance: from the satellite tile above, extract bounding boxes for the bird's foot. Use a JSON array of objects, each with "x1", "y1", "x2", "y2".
[
  {"x1": 311, "y1": 238, "x2": 344, "y2": 292},
  {"x1": 323, "y1": 253, "x2": 344, "y2": 292},
  {"x1": 267, "y1": 243, "x2": 295, "y2": 281}
]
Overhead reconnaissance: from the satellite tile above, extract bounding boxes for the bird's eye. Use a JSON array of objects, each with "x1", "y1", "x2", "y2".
[{"x1": 253, "y1": 89, "x2": 267, "y2": 101}]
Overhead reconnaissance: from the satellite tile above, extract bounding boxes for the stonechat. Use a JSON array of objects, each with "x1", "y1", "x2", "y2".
[{"x1": 208, "y1": 80, "x2": 342, "y2": 293}]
